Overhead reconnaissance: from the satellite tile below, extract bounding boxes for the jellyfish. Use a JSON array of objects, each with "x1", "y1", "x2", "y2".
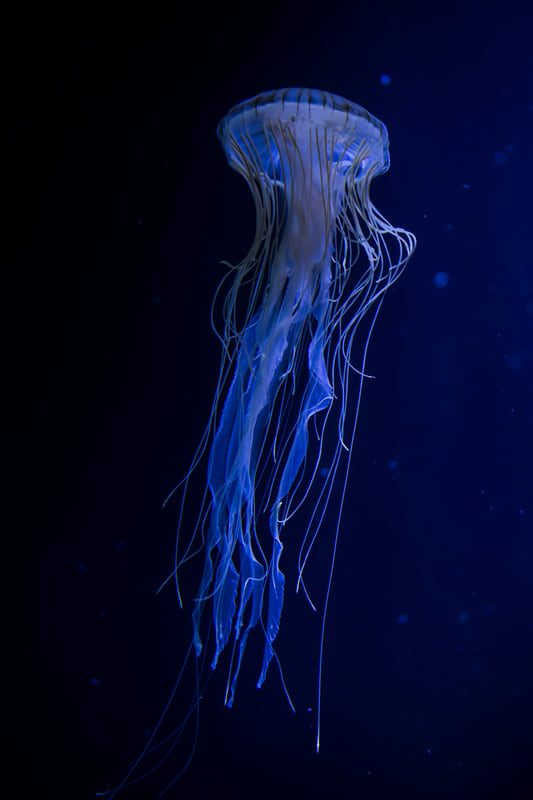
[
  {"x1": 99, "y1": 87, "x2": 415, "y2": 797},
  {"x1": 178, "y1": 87, "x2": 415, "y2": 739}
]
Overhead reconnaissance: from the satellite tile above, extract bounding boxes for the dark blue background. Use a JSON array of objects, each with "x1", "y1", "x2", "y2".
[{"x1": 6, "y1": 2, "x2": 533, "y2": 798}]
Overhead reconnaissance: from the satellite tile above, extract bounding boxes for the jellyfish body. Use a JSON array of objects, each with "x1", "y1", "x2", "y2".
[
  {"x1": 98, "y1": 88, "x2": 416, "y2": 798},
  {"x1": 186, "y1": 88, "x2": 416, "y2": 709}
]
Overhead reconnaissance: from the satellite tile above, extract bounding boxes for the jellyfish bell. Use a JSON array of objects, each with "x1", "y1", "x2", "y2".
[
  {"x1": 98, "y1": 88, "x2": 415, "y2": 798},
  {"x1": 217, "y1": 87, "x2": 390, "y2": 277}
]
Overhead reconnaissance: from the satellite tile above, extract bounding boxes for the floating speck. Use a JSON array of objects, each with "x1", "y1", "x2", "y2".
[{"x1": 433, "y1": 271, "x2": 450, "y2": 289}]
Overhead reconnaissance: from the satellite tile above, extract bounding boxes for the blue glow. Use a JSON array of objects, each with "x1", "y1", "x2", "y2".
[
  {"x1": 493, "y1": 150, "x2": 508, "y2": 166},
  {"x1": 433, "y1": 271, "x2": 450, "y2": 288}
]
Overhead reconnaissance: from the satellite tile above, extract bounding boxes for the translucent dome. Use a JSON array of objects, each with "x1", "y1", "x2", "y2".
[{"x1": 217, "y1": 87, "x2": 390, "y2": 184}]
